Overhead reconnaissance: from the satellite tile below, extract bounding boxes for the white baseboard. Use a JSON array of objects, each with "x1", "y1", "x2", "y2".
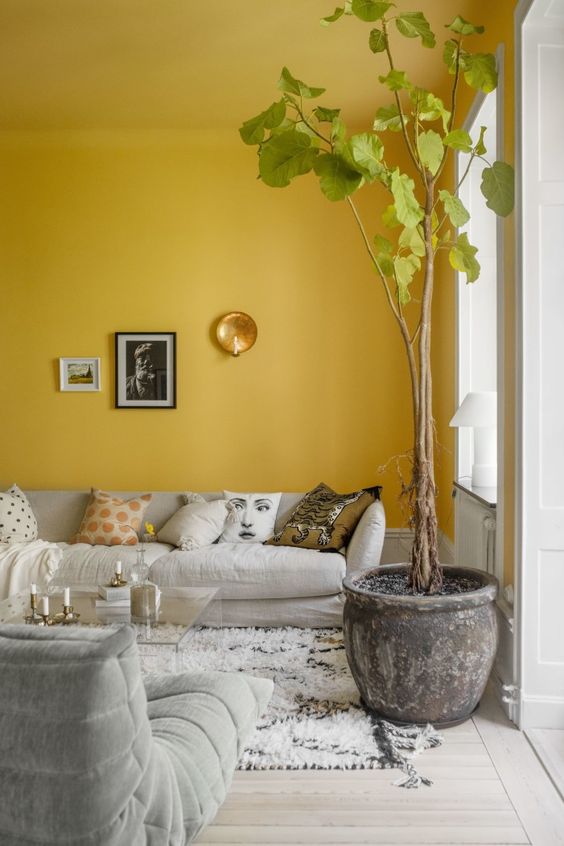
[
  {"x1": 381, "y1": 529, "x2": 454, "y2": 566},
  {"x1": 520, "y1": 697, "x2": 564, "y2": 729}
]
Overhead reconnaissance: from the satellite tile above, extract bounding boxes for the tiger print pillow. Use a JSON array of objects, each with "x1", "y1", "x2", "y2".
[{"x1": 266, "y1": 482, "x2": 380, "y2": 551}]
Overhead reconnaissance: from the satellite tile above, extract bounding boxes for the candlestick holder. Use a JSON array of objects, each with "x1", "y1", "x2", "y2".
[
  {"x1": 24, "y1": 592, "x2": 44, "y2": 625},
  {"x1": 38, "y1": 613, "x2": 55, "y2": 626},
  {"x1": 109, "y1": 573, "x2": 128, "y2": 588},
  {"x1": 53, "y1": 605, "x2": 80, "y2": 625}
]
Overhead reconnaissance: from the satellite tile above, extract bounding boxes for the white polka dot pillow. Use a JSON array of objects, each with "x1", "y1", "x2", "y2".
[
  {"x1": 71, "y1": 489, "x2": 152, "y2": 546},
  {"x1": 0, "y1": 485, "x2": 38, "y2": 543}
]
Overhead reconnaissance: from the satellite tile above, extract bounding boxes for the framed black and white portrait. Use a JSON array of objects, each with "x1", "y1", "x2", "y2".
[{"x1": 115, "y1": 332, "x2": 176, "y2": 409}]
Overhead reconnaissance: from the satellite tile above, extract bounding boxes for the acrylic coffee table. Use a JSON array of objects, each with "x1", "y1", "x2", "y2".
[{"x1": 0, "y1": 586, "x2": 221, "y2": 671}]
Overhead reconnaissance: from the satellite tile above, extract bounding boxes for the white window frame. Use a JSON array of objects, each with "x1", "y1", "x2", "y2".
[{"x1": 454, "y1": 44, "x2": 505, "y2": 586}]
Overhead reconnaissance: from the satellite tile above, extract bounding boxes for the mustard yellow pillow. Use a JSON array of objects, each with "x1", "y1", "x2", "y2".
[
  {"x1": 267, "y1": 482, "x2": 379, "y2": 550},
  {"x1": 72, "y1": 489, "x2": 152, "y2": 546}
]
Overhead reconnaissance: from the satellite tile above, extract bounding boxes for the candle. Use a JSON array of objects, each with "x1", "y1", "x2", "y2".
[
  {"x1": 30, "y1": 583, "x2": 37, "y2": 595},
  {"x1": 41, "y1": 596, "x2": 49, "y2": 616},
  {"x1": 63, "y1": 587, "x2": 70, "y2": 607},
  {"x1": 116, "y1": 561, "x2": 122, "y2": 576}
]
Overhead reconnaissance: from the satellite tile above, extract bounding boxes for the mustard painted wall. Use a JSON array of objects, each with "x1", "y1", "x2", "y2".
[
  {"x1": 0, "y1": 130, "x2": 417, "y2": 527},
  {"x1": 0, "y1": 0, "x2": 517, "y2": 561}
]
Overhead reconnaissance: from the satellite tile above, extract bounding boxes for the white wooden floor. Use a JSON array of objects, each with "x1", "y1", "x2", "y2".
[
  {"x1": 196, "y1": 687, "x2": 564, "y2": 846},
  {"x1": 527, "y1": 729, "x2": 564, "y2": 802}
]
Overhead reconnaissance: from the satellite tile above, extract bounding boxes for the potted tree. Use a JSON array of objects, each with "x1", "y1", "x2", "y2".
[{"x1": 240, "y1": 1, "x2": 513, "y2": 726}]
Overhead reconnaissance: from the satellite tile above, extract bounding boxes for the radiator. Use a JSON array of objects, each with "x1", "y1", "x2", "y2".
[{"x1": 455, "y1": 489, "x2": 497, "y2": 574}]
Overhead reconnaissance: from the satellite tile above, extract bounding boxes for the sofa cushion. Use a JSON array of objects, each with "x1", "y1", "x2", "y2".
[
  {"x1": 71, "y1": 489, "x2": 152, "y2": 546},
  {"x1": 0, "y1": 484, "x2": 38, "y2": 543},
  {"x1": 157, "y1": 496, "x2": 229, "y2": 549},
  {"x1": 346, "y1": 499, "x2": 386, "y2": 574},
  {"x1": 149, "y1": 542, "x2": 345, "y2": 600},
  {"x1": 268, "y1": 482, "x2": 378, "y2": 551},
  {"x1": 219, "y1": 491, "x2": 281, "y2": 543},
  {"x1": 50, "y1": 541, "x2": 173, "y2": 589}
]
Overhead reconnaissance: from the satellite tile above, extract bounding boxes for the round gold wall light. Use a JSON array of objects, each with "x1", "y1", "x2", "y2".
[{"x1": 216, "y1": 312, "x2": 258, "y2": 357}]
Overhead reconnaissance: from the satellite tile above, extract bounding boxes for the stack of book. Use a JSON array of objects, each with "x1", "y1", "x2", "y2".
[{"x1": 96, "y1": 584, "x2": 131, "y2": 615}]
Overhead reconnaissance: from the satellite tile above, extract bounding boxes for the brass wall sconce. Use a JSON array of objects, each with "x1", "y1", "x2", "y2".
[{"x1": 216, "y1": 312, "x2": 257, "y2": 357}]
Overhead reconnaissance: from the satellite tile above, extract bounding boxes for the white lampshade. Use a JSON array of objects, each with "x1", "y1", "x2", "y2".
[
  {"x1": 449, "y1": 391, "x2": 497, "y2": 428},
  {"x1": 450, "y1": 392, "x2": 497, "y2": 488}
]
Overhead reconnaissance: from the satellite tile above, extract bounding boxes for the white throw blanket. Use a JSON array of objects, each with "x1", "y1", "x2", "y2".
[{"x1": 0, "y1": 541, "x2": 63, "y2": 600}]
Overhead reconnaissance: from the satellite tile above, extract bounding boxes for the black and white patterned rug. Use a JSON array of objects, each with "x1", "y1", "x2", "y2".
[{"x1": 143, "y1": 626, "x2": 442, "y2": 787}]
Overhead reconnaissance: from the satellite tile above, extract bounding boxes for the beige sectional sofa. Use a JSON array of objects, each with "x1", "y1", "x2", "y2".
[{"x1": 27, "y1": 490, "x2": 386, "y2": 627}]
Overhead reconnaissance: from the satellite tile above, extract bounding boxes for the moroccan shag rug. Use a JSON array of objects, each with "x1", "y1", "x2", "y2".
[{"x1": 141, "y1": 626, "x2": 442, "y2": 787}]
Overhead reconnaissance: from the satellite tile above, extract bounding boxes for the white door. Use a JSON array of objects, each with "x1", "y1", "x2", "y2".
[{"x1": 517, "y1": 0, "x2": 564, "y2": 728}]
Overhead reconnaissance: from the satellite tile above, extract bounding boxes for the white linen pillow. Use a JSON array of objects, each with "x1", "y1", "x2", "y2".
[
  {"x1": 0, "y1": 484, "x2": 38, "y2": 543},
  {"x1": 157, "y1": 494, "x2": 229, "y2": 551},
  {"x1": 219, "y1": 491, "x2": 282, "y2": 544}
]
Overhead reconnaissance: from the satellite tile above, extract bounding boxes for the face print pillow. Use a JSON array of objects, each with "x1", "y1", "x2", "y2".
[{"x1": 220, "y1": 491, "x2": 282, "y2": 543}]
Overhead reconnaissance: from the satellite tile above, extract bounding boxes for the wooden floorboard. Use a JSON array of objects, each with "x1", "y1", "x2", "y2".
[
  {"x1": 195, "y1": 686, "x2": 564, "y2": 846},
  {"x1": 526, "y1": 728, "x2": 564, "y2": 801}
]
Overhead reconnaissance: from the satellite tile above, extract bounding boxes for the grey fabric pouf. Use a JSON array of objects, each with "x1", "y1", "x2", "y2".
[{"x1": 0, "y1": 624, "x2": 273, "y2": 845}]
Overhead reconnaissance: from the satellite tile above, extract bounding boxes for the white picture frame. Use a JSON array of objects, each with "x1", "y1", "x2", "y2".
[{"x1": 59, "y1": 357, "x2": 101, "y2": 392}]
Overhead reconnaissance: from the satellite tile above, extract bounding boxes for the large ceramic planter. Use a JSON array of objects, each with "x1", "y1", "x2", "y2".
[{"x1": 343, "y1": 564, "x2": 498, "y2": 727}]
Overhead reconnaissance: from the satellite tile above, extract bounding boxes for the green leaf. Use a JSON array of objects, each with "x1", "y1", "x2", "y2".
[
  {"x1": 417, "y1": 130, "x2": 443, "y2": 175},
  {"x1": 278, "y1": 67, "x2": 326, "y2": 99},
  {"x1": 382, "y1": 204, "x2": 400, "y2": 228},
  {"x1": 443, "y1": 39, "x2": 468, "y2": 74},
  {"x1": 395, "y1": 12, "x2": 435, "y2": 48},
  {"x1": 351, "y1": 0, "x2": 392, "y2": 22},
  {"x1": 447, "y1": 15, "x2": 484, "y2": 35},
  {"x1": 463, "y1": 53, "x2": 497, "y2": 93},
  {"x1": 474, "y1": 125, "x2": 487, "y2": 155},
  {"x1": 376, "y1": 252, "x2": 395, "y2": 276},
  {"x1": 259, "y1": 129, "x2": 319, "y2": 187},
  {"x1": 410, "y1": 88, "x2": 451, "y2": 132},
  {"x1": 390, "y1": 169, "x2": 423, "y2": 228},
  {"x1": 443, "y1": 128, "x2": 473, "y2": 152},
  {"x1": 436, "y1": 228, "x2": 451, "y2": 249},
  {"x1": 313, "y1": 153, "x2": 363, "y2": 200},
  {"x1": 394, "y1": 254, "x2": 421, "y2": 303},
  {"x1": 480, "y1": 161, "x2": 515, "y2": 217},
  {"x1": 373, "y1": 103, "x2": 404, "y2": 132},
  {"x1": 398, "y1": 226, "x2": 426, "y2": 256},
  {"x1": 321, "y1": 6, "x2": 345, "y2": 25},
  {"x1": 374, "y1": 233, "x2": 393, "y2": 253},
  {"x1": 369, "y1": 28, "x2": 387, "y2": 53},
  {"x1": 294, "y1": 121, "x2": 322, "y2": 141},
  {"x1": 314, "y1": 106, "x2": 341, "y2": 122},
  {"x1": 439, "y1": 189, "x2": 470, "y2": 227},
  {"x1": 349, "y1": 132, "x2": 384, "y2": 180},
  {"x1": 330, "y1": 116, "x2": 347, "y2": 146},
  {"x1": 378, "y1": 69, "x2": 412, "y2": 91},
  {"x1": 239, "y1": 100, "x2": 286, "y2": 145},
  {"x1": 449, "y1": 232, "x2": 480, "y2": 283}
]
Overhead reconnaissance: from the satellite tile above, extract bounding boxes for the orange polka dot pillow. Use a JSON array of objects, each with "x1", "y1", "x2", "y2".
[{"x1": 71, "y1": 489, "x2": 153, "y2": 546}]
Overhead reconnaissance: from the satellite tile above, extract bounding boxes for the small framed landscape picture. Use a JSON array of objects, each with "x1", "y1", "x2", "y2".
[
  {"x1": 59, "y1": 357, "x2": 101, "y2": 392},
  {"x1": 115, "y1": 332, "x2": 176, "y2": 409}
]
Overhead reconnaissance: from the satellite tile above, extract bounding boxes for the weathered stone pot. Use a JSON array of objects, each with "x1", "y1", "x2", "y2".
[{"x1": 343, "y1": 564, "x2": 498, "y2": 727}]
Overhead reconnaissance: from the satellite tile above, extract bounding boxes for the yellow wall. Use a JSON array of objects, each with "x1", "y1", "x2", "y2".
[
  {"x1": 0, "y1": 130, "x2": 415, "y2": 526},
  {"x1": 0, "y1": 1, "x2": 517, "y2": 565}
]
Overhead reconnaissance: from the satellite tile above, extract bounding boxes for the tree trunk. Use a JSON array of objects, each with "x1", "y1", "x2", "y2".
[{"x1": 408, "y1": 175, "x2": 442, "y2": 594}]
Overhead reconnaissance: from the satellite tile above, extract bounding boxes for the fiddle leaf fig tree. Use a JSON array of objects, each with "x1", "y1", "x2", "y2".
[{"x1": 240, "y1": 3, "x2": 514, "y2": 593}]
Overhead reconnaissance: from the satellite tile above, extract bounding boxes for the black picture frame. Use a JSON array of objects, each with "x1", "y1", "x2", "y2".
[{"x1": 115, "y1": 332, "x2": 176, "y2": 409}]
